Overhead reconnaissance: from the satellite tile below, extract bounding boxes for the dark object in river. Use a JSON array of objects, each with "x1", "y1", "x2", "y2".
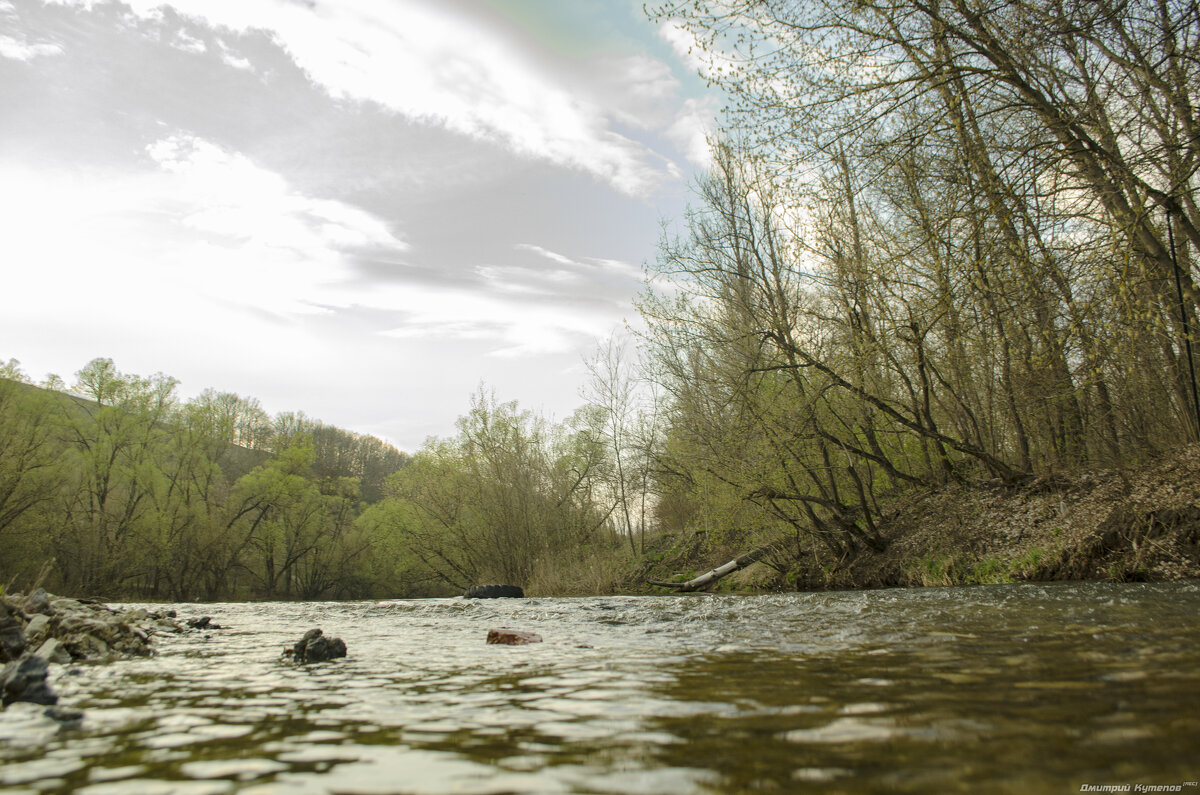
[
  {"x1": 186, "y1": 616, "x2": 222, "y2": 630},
  {"x1": 463, "y1": 584, "x2": 525, "y2": 599},
  {"x1": 1, "y1": 655, "x2": 58, "y2": 707},
  {"x1": 0, "y1": 603, "x2": 27, "y2": 663},
  {"x1": 486, "y1": 629, "x2": 542, "y2": 645},
  {"x1": 287, "y1": 628, "x2": 347, "y2": 664},
  {"x1": 43, "y1": 705, "x2": 84, "y2": 725}
]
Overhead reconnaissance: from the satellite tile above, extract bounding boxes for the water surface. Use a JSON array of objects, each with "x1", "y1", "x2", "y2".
[{"x1": 2, "y1": 582, "x2": 1198, "y2": 793}]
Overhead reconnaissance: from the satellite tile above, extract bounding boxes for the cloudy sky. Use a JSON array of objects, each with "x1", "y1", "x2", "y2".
[{"x1": 0, "y1": 0, "x2": 716, "y2": 451}]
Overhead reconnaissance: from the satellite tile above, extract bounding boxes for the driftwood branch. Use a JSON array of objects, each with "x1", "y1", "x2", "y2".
[{"x1": 648, "y1": 543, "x2": 776, "y2": 592}]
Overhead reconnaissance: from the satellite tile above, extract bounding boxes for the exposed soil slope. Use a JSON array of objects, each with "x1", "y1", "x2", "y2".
[{"x1": 643, "y1": 444, "x2": 1200, "y2": 592}]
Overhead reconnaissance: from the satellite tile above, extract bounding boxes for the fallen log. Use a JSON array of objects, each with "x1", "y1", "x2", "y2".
[{"x1": 648, "y1": 543, "x2": 775, "y2": 592}]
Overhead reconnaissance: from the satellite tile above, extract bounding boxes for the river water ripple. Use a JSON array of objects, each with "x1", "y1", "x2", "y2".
[{"x1": 1, "y1": 581, "x2": 1198, "y2": 793}]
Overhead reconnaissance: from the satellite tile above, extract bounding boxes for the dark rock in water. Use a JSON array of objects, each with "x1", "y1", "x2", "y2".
[
  {"x1": 2, "y1": 655, "x2": 58, "y2": 707},
  {"x1": 44, "y1": 705, "x2": 84, "y2": 726},
  {"x1": 486, "y1": 629, "x2": 542, "y2": 645},
  {"x1": 1, "y1": 590, "x2": 187, "y2": 666},
  {"x1": 0, "y1": 603, "x2": 26, "y2": 663},
  {"x1": 288, "y1": 628, "x2": 347, "y2": 664},
  {"x1": 463, "y1": 584, "x2": 525, "y2": 599},
  {"x1": 23, "y1": 588, "x2": 52, "y2": 616},
  {"x1": 186, "y1": 616, "x2": 222, "y2": 630}
]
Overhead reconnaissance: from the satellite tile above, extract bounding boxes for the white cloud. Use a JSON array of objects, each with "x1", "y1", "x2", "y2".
[
  {"x1": 0, "y1": 33, "x2": 63, "y2": 60},
  {"x1": 516, "y1": 243, "x2": 580, "y2": 267},
  {"x1": 588, "y1": 257, "x2": 647, "y2": 285},
  {"x1": 145, "y1": 133, "x2": 407, "y2": 270},
  {"x1": 47, "y1": 0, "x2": 680, "y2": 196},
  {"x1": 666, "y1": 97, "x2": 717, "y2": 168},
  {"x1": 216, "y1": 39, "x2": 253, "y2": 71},
  {"x1": 370, "y1": 241, "x2": 642, "y2": 358},
  {"x1": 376, "y1": 278, "x2": 610, "y2": 357},
  {"x1": 658, "y1": 21, "x2": 711, "y2": 76},
  {"x1": 518, "y1": 243, "x2": 645, "y2": 285},
  {"x1": 598, "y1": 53, "x2": 681, "y2": 132},
  {"x1": 170, "y1": 28, "x2": 206, "y2": 54},
  {"x1": 476, "y1": 265, "x2": 578, "y2": 294},
  {"x1": 0, "y1": 135, "x2": 408, "y2": 324},
  {"x1": 0, "y1": 135, "x2": 628, "y2": 362},
  {"x1": 3, "y1": 0, "x2": 711, "y2": 446}
]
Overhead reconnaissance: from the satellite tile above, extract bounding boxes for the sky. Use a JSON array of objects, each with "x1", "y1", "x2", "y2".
[{"x1": 0, "y1": 0, "x2": 717, "y2": 451}]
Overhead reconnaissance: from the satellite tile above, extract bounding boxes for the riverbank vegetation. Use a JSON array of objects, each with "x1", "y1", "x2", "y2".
[
  {"x1": 0, "y1": 359, "x2": 413, "y2": 600},
  {"x1": 4, "y1": 0, "x2": 1198, "y2": 599},
  {"x1": 0, "y1": 360, "x2": 643, "y2": 600},
  {"x1": 627, "y1": 0, "x2": 1200, "y2": 588}
]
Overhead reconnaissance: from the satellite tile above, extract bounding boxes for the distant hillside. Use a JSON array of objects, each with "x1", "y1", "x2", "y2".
[{"x1": 1, "y1": 360, "x2": 413, "y2": 601}]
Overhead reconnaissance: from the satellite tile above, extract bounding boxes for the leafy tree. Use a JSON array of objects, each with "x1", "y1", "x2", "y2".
[
  {"x1": 582, "y1": 334, "x2": 664, "y2": 554},
  {"x1": 381, "y1": 389, "x2": 615, "y2": 591},
  {"x1": 51, "y1": 359, "x2": 180, "y2": 593},
  {"x1": 649, "y1": 0, "x2": 1200, "y2": 452},
  {"x1": 0, "y1": 362, "x2": 65, "y2": 584},
  {"x1": 232, "y1": 439, "x2": 333, "y2": 598}
]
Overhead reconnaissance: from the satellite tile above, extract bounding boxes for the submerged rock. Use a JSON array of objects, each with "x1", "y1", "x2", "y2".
[
  {"x1": 287, "y1": 629, "x2": 347, "y2": 664},
  {"x1": 43, "y1": 705, "x2": 84, "y2": 726},
  {"x1": 186, "y1": 616, "x2": 222, "y2": 630},
  {"x1": 486, "y1": 629, "x2": 542, "y2": 646},
  {"x1": 1, "y1": 655, "x2": 57, "y2": 707}
]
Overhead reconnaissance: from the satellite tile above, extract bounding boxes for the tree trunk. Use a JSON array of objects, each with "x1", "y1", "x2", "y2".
[{"x1": 648, "y1": 543, "x2": 776, "y2": 592}]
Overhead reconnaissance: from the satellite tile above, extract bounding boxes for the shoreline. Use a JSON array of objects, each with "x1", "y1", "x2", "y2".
[{"x1": 637, "y1": 444, "x2": 1200, "y2": 594}]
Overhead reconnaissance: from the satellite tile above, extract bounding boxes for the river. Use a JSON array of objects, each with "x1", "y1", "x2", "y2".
[{"x1": 1, "y1": 581, "x2": 1198, "y2": 793}]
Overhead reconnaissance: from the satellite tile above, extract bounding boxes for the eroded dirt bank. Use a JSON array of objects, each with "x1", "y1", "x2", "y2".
[{"x1": 642, "y1": 444, "x2": 1200, "y2": 592}]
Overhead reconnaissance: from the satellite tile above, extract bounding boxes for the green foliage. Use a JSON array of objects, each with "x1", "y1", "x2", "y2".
[
  {"x1": 379, "y1": 389, "x2": 624, "y2": 592},
  {"x1": 907, "y1": 553, "x2": 1013, "y2": 586},
  {"x1": 1012, "y1": 547, "x2": 1047, "y2": 578},
  {"x1": 0, "y1": 357, "x2": 410, "y2": 600},
  {"x1": 0, "y1": 374, "x2": 66, "y2": 578},
  {"x1": 968, "y1": 557, "x2": 1013, "y2": 586},
  {"x1": 637, "y1": 0, "x2": 1200, "y2": 584},
  {"x1": 911, "y1": 554, "x2": 958, "y2": 587},
  {"x1": 2, "y1": 359, "x2": 638, "y2": 599}
]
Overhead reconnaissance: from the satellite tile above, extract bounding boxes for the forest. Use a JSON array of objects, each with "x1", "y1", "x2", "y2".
[
  {"x1": 3, "y1": 0, "x2": 1198, "y2": 599},
  {"x1": 0, "y1": 354, "x2": 650, "y2": 600},
  {"x1": 0, "y1": 358, "x2": 416, "y2": 599},
  {"x1": 632, "y1": 0, "x2": 1200, "y2": 581}
]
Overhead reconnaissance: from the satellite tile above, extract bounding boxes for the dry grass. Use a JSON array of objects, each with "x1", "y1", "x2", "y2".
[
  {"x1": 826, "y1": 444, "x2": 1200, "y2": 589},
  {"x1": 526, "y1": 543, "x2": 635, "y2": 596}
]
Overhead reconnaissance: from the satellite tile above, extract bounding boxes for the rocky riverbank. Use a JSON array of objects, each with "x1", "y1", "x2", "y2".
[{"x1": 0, "y1": 589, "x2": 185, "y2": 709}]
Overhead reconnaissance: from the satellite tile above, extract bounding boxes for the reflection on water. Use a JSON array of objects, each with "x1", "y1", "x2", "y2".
[{"x1": 2, "y1": 582, "x2": 1198, "y2": 793}]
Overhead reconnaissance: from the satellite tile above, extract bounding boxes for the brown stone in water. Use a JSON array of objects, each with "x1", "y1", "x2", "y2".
[{"x1": 486, "y1": 629, "x2": 542, "y2": 645}]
